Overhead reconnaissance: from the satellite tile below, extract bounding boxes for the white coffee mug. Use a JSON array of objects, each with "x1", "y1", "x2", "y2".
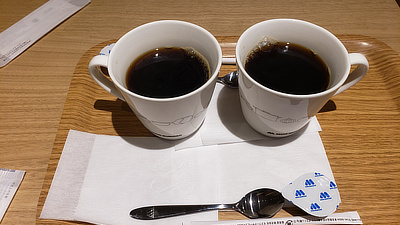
[
  {"x1": 236, "y1": 19, "x2": 369, "y2": 137},
  {"x1": 89, "y1": 20, "x2": 222, "y2": 139}
]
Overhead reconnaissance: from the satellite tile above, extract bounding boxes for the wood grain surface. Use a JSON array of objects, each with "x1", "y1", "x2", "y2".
[
  {"x1": 33, "y1": 35, "x2": 400, "y2": 224},
  {"x1": 1, "y1": 1, "x2": 400, "y2": 225}
]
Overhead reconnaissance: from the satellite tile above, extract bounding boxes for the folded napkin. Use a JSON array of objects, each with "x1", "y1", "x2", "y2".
[
  {"x1": 40, "y1": 84, "x2": 334, "y2": 225},
  {"x1": 174, "y1": 83, "x2": 321, "y2": 150}
]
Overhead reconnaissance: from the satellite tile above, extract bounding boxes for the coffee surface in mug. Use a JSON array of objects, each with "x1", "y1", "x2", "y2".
[
  {"x1": 126, "y1": 46, "x2": 210, "y2": 98},
  {"x1": 245, "y1": 40, "x2": 330, "y2": 95}
]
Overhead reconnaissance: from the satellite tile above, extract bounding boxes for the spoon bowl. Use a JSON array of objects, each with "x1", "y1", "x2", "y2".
[
  {"x1": 217, "y1": 71, "x2": 238, "y2": 88},
  {"x1": 130, "y1": 188, "x2": 284, "y2": 220},
  {"x1": 234, "y1": 188, "x2": 284, "y2": 218}
]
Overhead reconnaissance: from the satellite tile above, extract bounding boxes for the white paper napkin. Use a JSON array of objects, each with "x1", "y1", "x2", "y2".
[
  {"x1": 75, "y1": 134, "x2": 220, "y2": 225},
  {"x1": 40, "y1": 130, "x2": 219, "y2": 224},
  {"x1": 41, "y1": 129, "x2": 335, "y2": 225},
  {"x1": 173, "y1": 83, "x2": 321, "y2": 150},
  {"x1": 40, "y1": 84, "x2": 334, "y2": 225}
]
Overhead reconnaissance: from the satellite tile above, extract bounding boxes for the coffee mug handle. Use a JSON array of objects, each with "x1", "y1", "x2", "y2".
[
  {"x1": 334, "y1": 53, "x2": 369, "y2": 96},
  {"x1": 88, "y1": 55, "x2": 125, "y2": 101}
]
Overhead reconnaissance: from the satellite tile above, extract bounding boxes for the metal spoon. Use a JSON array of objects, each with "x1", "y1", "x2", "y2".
[
  {"x1": 130, "y1": 188, "x2": 284, "y2": 220},
  {"x1": 217, "y1": 70, "x2": 238, "y2": 88}
]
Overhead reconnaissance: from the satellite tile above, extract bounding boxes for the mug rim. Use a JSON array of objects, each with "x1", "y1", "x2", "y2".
[
  {"x1": 108, "y1": 20, "x2": 222, "y2": 102},
  {"x1": 236, "y1": 18, "x2": 351, "y2": 99}
]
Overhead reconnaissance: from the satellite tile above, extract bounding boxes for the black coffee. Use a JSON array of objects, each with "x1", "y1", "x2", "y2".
[
  {"x1": 126, "y1": 47, "x2": 210, "y2": 98},
  {"x1": 245, "y1": 40, "x2": 330, "y2": 95}
]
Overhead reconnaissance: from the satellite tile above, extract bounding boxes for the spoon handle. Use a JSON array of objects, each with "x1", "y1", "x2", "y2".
[{"x1": 130, "y1": 204, "x2": 234, "y2": 220}]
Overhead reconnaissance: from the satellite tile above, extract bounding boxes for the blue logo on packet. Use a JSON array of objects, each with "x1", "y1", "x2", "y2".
[
  {"x1": 305, "y1": 179, "x2": 316, "y2": 187},
  {"x1": 310, "y1": 203, "x2": 322, "y2": 212},
  {"x1": 320, "y1": 191, "x2": 332, "y2": 200},
  {"x1": 314, "y1": 172, "x2": 324, "y2": 177},
  {"x1": 295, "y1": 189, "x2": 307, "y2": 198},
  {"x1": 330, "y1": 181, "x2": 337, "y2": 189}
]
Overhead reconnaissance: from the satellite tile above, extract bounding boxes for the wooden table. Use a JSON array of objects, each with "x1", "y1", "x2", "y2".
[{"x1": 1, "y1": 1, "x2": 399, "y2": 224}]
